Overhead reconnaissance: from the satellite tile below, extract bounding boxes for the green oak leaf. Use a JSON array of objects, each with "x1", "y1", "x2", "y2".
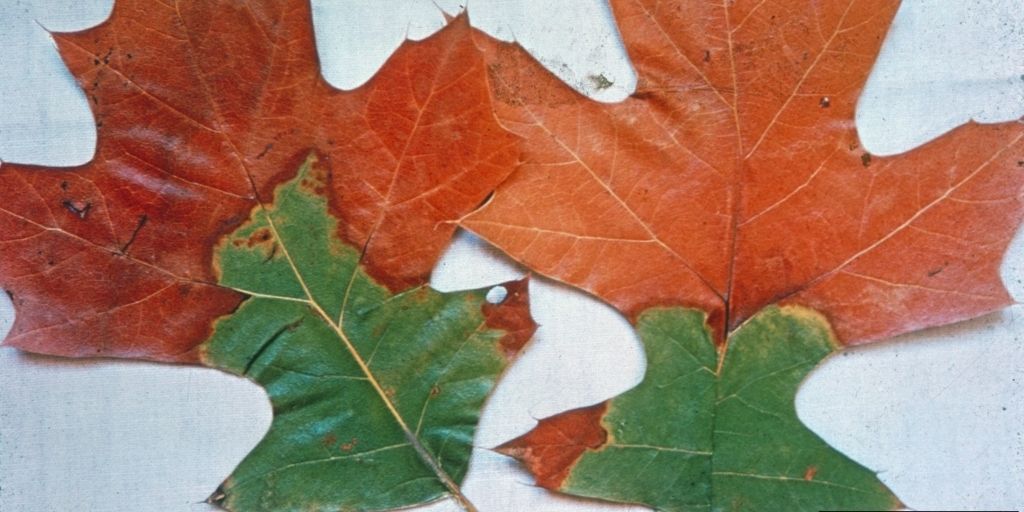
[
  {"x1": 501, "y1": 306, "x2": 902, "y2": 511},
  {"x1": 200, "y1": 153, "x2": 530, "y2": 511}
]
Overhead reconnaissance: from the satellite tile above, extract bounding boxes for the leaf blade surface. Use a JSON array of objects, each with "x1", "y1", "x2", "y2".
[
  {"x1": 501, "y1": 307, "x2": 901, "y2": 511},
  {"x1": 465, "y1": 0, "x2": 1024, "y2": 509},
  {"x1": 466, "y1": 0, "x2": 1024, "y2": 341},
  {"x1": 204, "y1": 156, "x2": 532, "y2": 510},
  {"x1": 0, "y1": 1, "x2": 530, "y2": 510}
]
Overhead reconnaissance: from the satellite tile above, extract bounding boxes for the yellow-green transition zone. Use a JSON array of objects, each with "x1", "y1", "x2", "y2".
[
  {"x1": 561, "y1": 306, "x2": 901, "y2": 511},
  {"x1": 201, "y1": 156, "x2": 515, "y2": 511}
]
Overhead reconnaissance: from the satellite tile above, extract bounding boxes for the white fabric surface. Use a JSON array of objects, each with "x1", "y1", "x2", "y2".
[{"x1": 1, "y1": 1, "x2": 1023, "y2": 510}]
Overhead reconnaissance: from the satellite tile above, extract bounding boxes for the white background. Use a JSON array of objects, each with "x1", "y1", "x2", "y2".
[{"x1": 1, "y1": 1, "x2": 1023, "y2": 510}]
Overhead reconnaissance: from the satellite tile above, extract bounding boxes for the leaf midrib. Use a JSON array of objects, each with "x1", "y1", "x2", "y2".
[
  {"x1": 1, "y1": 195, "x2": 479, "y2": 510},
  {"x1": 251, "y1": 207, "x2": 480, "y2": 512},
  {"x1": 159, "y1": 2, "x2": 481, "y2": 507}
]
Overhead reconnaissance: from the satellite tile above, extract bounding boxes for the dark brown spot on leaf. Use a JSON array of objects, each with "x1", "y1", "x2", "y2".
[
  {"x1": 62, "y1": 200, "x2": 92, "y2": 219},
  {"x1": 322, "y1": 433, "x2": 338, "y2": 449},
  {"x1": 247, "y1": 228, "x2": 273, "y2": 248},
  {"x1": 340, "y1": 438, "x2": 358, "y2": 452},
  {"x1": 256, "y1": 143, "x2": 274, "y2": 159}
]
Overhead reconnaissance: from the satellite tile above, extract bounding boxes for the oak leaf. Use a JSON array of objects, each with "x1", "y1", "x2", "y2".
[
  {"x1": 0, "y1": 1, "x2": 530, "y2": 510},
  {"x1": 464, "y1": 0, "x2": 1024, "y2": 509}
]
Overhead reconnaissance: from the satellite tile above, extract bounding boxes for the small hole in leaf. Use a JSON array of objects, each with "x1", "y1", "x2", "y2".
[{"x1": 486, "y1": 286, "x2": 508, "y2": 305}]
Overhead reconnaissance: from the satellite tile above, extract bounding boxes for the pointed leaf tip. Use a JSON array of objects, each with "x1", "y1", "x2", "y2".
[{"x1": 498, "y1": 402, "x2": 609, "y2": 490}]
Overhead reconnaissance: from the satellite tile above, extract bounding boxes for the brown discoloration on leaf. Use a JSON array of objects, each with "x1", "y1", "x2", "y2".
[
  {"x1": 298, "y1": 154, "x2": 330, "y2": 197},
  {"x1": 322, "y1": 433, "x2": 338, "y2": 449},
  {"x1": 340, "y1": 438, "x2": 358, "y2": 452},
  {"x1": 0, "y1": 2, "x2": 519, "y2": 362},
  {"x1": 481, "y1": 277, "x2": 537, "y2": 358},
  {"x1": 242, "y1": 228, "x2": 274, "y2": 248},
  {"x1": 860, "y1": 152, "x2": 873, "y2": 167},
  {"x1": 497, "y1": 402, "x2": 609, "y2": 490}
]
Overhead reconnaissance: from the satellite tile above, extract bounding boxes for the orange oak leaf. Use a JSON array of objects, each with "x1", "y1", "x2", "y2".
[
  {"x1": 0, "y1": 0, "x2": 518, "y2": 362},
  {"x1": 465, "y1": 0, "x2": 1024, "y2": 344}
]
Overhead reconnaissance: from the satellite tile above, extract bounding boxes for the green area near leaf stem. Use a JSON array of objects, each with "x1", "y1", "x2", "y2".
[
  {"x1": 201, "y1": 154, "x2": 514, "y2": 511},
  {"x1": 561, "y1": 306, "x2": 901, "y2": 511}
]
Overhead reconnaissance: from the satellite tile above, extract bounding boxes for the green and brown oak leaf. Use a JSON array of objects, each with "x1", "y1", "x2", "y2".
[
  {"x1": 0, "y1": 1, "x2": 533, "y2": 511},
  {"x1": 463, "y1": 0, "x2": 1024, "y2": 510}
]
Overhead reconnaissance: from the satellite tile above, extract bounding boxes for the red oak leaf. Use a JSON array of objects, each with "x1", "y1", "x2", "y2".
[
  {"x1": 462, "y1": 2, "x2": 1023, "y2": 508},
  {"x1": 466, "y1": 0, "x2": 1024, "y2": 344},
  {"x1": 0, "y1": 0, "x2": 518, "y2": 362}
]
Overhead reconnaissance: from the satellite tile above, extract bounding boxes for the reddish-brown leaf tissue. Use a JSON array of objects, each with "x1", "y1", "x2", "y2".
[
  {"x1": 466, "y1": 0, "x2": 1024, "y2": 343},
  {"x1": 0, "y1": 1, "x2": 518, "y2": 362}
]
